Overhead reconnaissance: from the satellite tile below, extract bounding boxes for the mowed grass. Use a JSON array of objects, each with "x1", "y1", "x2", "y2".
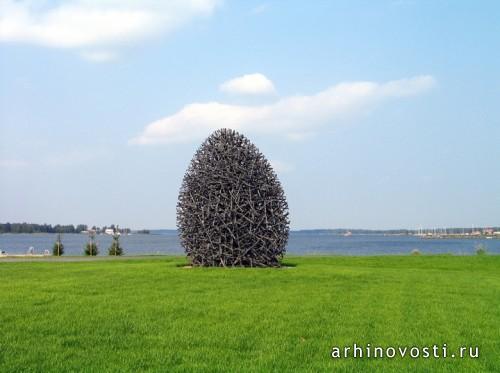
[{"x1": 0, "y1": 256, "x2": 499, "y2": 372}]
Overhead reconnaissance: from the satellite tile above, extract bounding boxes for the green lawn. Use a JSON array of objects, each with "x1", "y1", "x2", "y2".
[{"x1": 0, "y1": 256, "x2": 499, "y2": 372}]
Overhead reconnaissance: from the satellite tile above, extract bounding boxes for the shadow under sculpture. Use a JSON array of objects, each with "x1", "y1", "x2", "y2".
[{"x1": 177, "y1": 128, "x2": 290, "y2": 267}]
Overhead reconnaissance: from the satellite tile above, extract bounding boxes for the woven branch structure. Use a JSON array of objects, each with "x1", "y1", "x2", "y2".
[{"x1": 177, "y1": 129, "x2": 290, "y2": 267}]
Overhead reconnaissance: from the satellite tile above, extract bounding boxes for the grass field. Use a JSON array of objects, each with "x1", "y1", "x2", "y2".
[{"x1": 0, "y1": 255, "x2": 499, "y2": 372}]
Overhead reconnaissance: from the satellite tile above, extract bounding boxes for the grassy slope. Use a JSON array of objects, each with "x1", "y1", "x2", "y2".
[{"x1": 0, "y1": 256, "x2": 499, "y2": 372}]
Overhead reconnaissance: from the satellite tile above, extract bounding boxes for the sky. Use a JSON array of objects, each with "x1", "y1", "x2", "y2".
[{"x1": 0, "y1": 0, "x2": 499, "y2": 230}]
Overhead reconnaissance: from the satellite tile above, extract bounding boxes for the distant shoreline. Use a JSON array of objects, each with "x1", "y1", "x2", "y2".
[{"x1": 1, "y1": 231, "x2": 499, "y2": 240}]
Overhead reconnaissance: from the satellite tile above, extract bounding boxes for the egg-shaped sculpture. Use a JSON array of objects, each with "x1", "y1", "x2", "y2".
[{"x1": 177, "y1": 128, "x2": 289, "y2": 267}]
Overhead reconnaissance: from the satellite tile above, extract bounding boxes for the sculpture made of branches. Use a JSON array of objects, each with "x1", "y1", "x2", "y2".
[{"x1": 177, "y1": 129, "x2": 289, "y2": 267}]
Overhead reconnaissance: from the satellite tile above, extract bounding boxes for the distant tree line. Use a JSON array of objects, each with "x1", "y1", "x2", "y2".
[
  {"x1": 0, "y1": 223, "x2": 88, "y2": 234},
  {"x1": 0, "y1": 223, "x2": 132, "y2": 234}
]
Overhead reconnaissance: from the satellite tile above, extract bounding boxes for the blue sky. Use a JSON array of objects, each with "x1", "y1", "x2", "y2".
[{"x1": 0, "y1": 0, "x2": 499, "y2": 229}]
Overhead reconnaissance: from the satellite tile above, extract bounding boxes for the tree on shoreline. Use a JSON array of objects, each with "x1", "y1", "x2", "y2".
[
  {"x1": 52, "y1": 233, "x2": 64, "y2": 256},
  {"x1": 108, "y1": 229, "x2": 123, "y2": 256},
  {"x1": 84, "y1": 231, "x2": 98, "y2": 256},
  {"x1": 0, "y1": 222, "x2": 88, "y2": 234}
]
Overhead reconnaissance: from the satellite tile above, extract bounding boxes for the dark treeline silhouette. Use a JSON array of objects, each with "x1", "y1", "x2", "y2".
[
  {"x1": 0, "y1": 222, "x2": 88, "y2": 234},
  {"x1": 0, "y1": 223, "x2": 132, "y2": 234}
]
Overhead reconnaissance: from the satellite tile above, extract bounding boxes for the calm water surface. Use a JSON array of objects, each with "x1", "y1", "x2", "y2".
[{"x1": 1, "y1": 231, "x2": 499, "y2": 256}]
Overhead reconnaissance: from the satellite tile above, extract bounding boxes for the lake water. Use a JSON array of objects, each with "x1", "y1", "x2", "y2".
[{"x1": 1, "y1": 231, "x2": 499, "y2": 256}]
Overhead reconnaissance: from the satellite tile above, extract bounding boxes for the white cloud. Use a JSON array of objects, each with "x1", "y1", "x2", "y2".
[
  {"x1": 0, "y1": 159, "x2": 28, "y2": 168},
  {"x1": 0, "y1": 0, "x2": 220, "y2": 60},
  {"x1": 220, "y1": 73, "x2": 276, "y2": 95},
  {"x1": 270, "y1": 160, "x2": 294, "y2": 173},
  {"x1": 130, "y1": 75, "x2": 435, "y2": 145}
]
